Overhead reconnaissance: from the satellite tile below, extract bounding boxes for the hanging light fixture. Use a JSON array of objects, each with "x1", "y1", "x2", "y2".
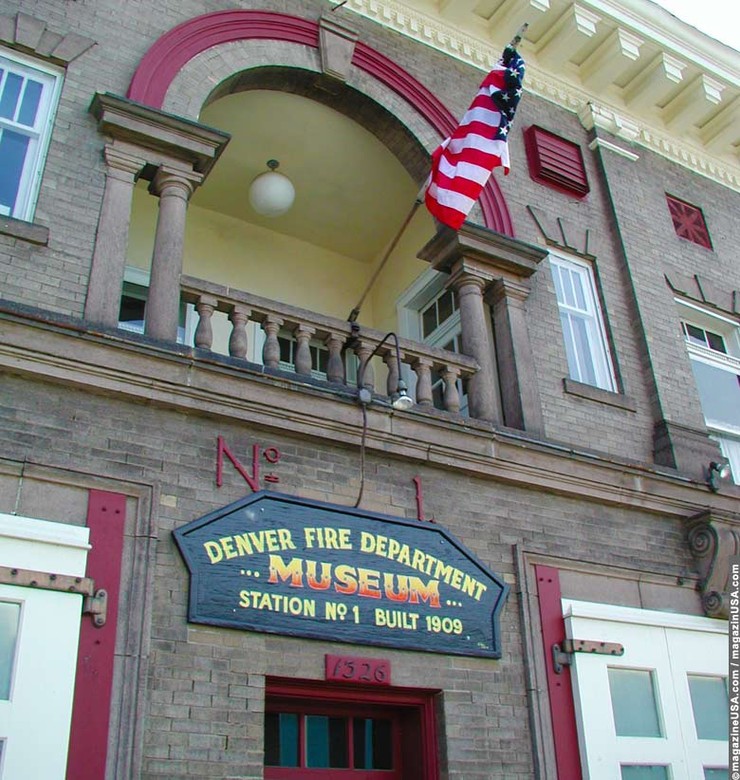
[{"x1": 248, "y1": 159, "x2": 295, "y2": 217}]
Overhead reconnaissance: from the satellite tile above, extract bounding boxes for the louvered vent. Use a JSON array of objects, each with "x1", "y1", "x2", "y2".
[{"x1": 524, "y1": 125, "x2": 589, "y2": 197}]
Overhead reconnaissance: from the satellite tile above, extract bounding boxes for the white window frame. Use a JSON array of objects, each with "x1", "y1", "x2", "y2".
[
  {"x1": 550, "y1": 252, "x2": 616, "y2": 392},
  {"x1": 0, "y1": 49, "x2": 63, "y2": 221},
  {"x1": 678, "y1": 299, "x2": 740, "y2": 484}
]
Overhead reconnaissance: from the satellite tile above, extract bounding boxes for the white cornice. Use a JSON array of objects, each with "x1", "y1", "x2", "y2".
[{"x1": 335, "y1": 0, "x2": 740, "y2": 191}]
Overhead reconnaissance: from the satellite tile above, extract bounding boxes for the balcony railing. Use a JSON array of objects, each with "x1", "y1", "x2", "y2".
[{"x1": 179, "y1": 275, "x2": 479, "y2": 415}]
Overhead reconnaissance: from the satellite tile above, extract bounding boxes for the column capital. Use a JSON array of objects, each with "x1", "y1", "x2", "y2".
[
  {"x1": 488, "y1": 277, "x2": 531, "y2": 306},
  {"x1": 447, "y1": 262, "x2": 490, "y2": 292},
  {"x1": 149, "y1": 165, "x2": 203, "y2": 199},
  {"x1": 102, "y1": 145, "x2": 145, "y2": 180}
]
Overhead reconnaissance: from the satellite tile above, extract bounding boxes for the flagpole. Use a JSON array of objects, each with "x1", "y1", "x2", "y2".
[
  {"x1": 347, "y1": 181, "x2": 427, "y2": 324},
  {"x1": 346, "y1": 25, "x2": 527, "y2": 325}
]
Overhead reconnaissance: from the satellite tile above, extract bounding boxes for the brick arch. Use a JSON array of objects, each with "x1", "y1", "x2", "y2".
[{"x1": 127, "y1": 9, "x2": 513, "y2": 236}]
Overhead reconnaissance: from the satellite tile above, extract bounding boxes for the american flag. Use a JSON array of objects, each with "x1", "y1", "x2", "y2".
[{"x1": 424, "y1": 45, "x2": 526, "y2": 231}]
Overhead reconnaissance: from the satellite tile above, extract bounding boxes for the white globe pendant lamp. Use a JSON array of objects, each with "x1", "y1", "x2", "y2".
[{"x1": 248, "y1": 159, "x2": 296, "y2": 217}]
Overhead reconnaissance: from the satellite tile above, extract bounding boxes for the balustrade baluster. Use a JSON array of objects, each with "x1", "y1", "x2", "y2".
[
  {"x1": 194, "y1": 294, "x2": 218, "y2": 350},
  {"x1": 228, "y1": 304, "x2": 250, "y2": 359},
  {"x1": 294, "y1": 325, "x2": 316, "y2": 376},
  {"x1": 263, "y1": 315, "x2": 284, "y2": 368},
  {"x1": 355, "y1": 340, "x2": 375, "y2": 392},
  {"x1": 442, "y1": 366, "x2": 461, "y2": 413},
  {"x1": 383, "y1": 350, "x2": 400, "y2": 397},
  {"x1": 413, "y1": 357, "x2": 433, "y2": 406},
  {"x1": 324, "y1": 333, "x2": 346, "y2": 384}
]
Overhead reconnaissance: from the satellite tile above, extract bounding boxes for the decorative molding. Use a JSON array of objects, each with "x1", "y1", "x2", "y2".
[
  {"x1": 526, "y1": 205, "x2": 594, "y2": 258},
  {"x1": 335, "y1": 0, "x2": 740, "y2": 192},
  {"x1": 588, "y1": 136, "x2": 639, "y2": 161},
  {"x1": 319, "y1": 12, "x2": 359, "y2": 82},
  {"x1": 687, "y1": 510, "x2": 740, "y2": 619},
  {"x1": 0, "y1": 12, "x2": 95, "y2": 65}
]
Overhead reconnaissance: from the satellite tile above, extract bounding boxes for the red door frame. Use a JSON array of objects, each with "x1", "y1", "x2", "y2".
[
  {"x1": 534, "y1": 564, "x2": 583, "y2": 780},
  {"x1": 265, "y1": 678, "x2": 439, "y2": 780},
  {"x1": 66, "y1": 490, "x2": 127, "y2": 780}
]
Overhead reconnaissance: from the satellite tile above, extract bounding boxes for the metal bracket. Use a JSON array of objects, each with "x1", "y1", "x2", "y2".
[
  {"x1": 552, "y1": 638, "x2": 624, "y2": 674},
  {"x1": 0, "y1": 565, "x2": 107, "y2": 627}
]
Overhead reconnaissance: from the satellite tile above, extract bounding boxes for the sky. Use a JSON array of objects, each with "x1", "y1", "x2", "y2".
[{"x1": 651, "y1": 0, "x2": 740, "y2": 51}]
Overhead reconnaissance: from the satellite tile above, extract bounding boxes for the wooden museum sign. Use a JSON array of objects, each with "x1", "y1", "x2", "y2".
[{"x1": 174, "y1": 491, "x2": 508, "y2": 658}]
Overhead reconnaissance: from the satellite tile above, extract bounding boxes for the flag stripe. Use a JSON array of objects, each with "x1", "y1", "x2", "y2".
[{"x1": 424, "y1": 45, "x2": 525, "y2": 231}]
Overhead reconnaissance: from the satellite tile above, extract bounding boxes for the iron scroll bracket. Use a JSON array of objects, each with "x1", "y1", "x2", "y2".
[
  {"x1": 0, "y1": 565, "x2": 107, "y2": 627},
  {"x1": 552, "y1": 638, "x2": 624, "y2": 674}
]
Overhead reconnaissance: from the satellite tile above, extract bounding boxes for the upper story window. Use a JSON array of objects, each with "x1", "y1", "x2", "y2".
[
  {"x1": 0, "y1": 50, "x2": 62, "y2": 221},
  {"x1": 666, "y1": 195, "x2": 712, "y2": 250},
  {"x1": 550, "y1": 252, "x2": 616, "y2": 392},
  {"x1": 679, "y1": 301, "x2": 740, "y2": 483}
]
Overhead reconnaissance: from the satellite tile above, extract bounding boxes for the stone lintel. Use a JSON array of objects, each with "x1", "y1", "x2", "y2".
[
  {"x1": 89, "y1": 92, "x2": 230, "y2": 178},
  {"x1": 418, "y1": 224, "x2": 547, "y2": 281},
  {"x1": 687, "y1": 510, "x2": 740, "y2": 619}
]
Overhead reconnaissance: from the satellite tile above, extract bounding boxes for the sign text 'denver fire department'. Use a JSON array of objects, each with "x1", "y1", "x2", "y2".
[{"x1": 174, "y1": 492, "x2": 508, "y2": 657}]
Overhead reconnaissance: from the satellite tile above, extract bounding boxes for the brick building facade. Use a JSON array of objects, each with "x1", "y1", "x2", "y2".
[{"x1": 0, "y1": 0, "x2": 738, "y2": 778}]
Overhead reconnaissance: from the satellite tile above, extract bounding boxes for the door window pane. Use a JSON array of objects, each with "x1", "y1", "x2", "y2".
[
  {"x1": 688, "y1": 675, "x2": 729, "y2": 740},
  {"x1": 0, "y1": 601, "x2": 21, "y2": 699},
  {"x1": 608, "y1": 668, "x2": 662, "y2": 737},
  {"x1": 264, "y1": 712, "x2": 299, "y2": 767},
  {"x1": 305, "y1": 715, "x2": 348, "y2": 768},
  {"x1": 353, "y1": 717, "x2": 393, "y2": 769},
  {"x1": 704, "y1": 769, "x2": 728, "y2": 779},
  {"x1": 621, "y1": 766, "x2": 669, "y2": 780}
]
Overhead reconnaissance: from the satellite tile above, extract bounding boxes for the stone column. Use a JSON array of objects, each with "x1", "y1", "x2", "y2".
[
  {"x1": 84, "y1": 146, "x2": 144, "y2": 326},
  {"x1": 489, "y1": 278, "x2": 544, "y2": 434},
  {"x1": 145, "y1": 166, "x2": 202, "y2": 341},
  {"x1": 449, "y1": 267, "x2": 502, "y2": 423}
]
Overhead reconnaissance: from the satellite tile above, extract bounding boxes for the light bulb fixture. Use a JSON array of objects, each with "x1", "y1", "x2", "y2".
[
  {"x1": 356, "y1": 331, "x2": 414, "y2": 412},
  {"x1": 248, "y1": 159, "x2": 295, "y2": 217},
  {"x1": 707, "y1": 460, "x2": 731, "y2": 492}
]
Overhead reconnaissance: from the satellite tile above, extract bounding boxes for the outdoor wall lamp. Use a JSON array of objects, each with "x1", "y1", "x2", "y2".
[
  {"x1": 248, "y1": 159, "x2": 295, "y2": 217},
  {"x1": 356, "y1": 331, "x2": 414, "y2": 411},
  {"x1": 706, "y1": 460, "x2": 731, "y2": 492}
]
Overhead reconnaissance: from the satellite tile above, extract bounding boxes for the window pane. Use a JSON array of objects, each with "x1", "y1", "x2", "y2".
[
  {"x1": 0, "y1": 71, "x2": 23, "y2": 120},
  {"x1": 685, "y1": 323, "x2": 706, "y2": 347},
  {"x1": 571, "y1": 315, "x2": 597, "y2": 386},
  {"x1": 704, "y1": 769, "x2": 728, "y2": 780},
  {"x1": 608, "y1": 668, "x2": 662, "y2": 737},
  {"x1": 353, "y1": 717, "x2": 393, "y2": 769},
  {"x1": 264, "y1": 712, "x2": 299, "y2": 767},
  {"x1": 621, "y1": 766, "x2": 669, "y2": 780},
  {"x1": 0, "y1": 601, "x2": 21, "y2": 699},
  {"x1": 278, "y1": 336, "x2": 292, "y2": 364},
  {"x1": 422, "y1": 302, "x2": 437, "y2": 339},
  {"x1": 438, "y1": 289, "x2": 454, "y2": 325},
  {"x1": 305, "y1": 715, "x2": 348, "y2": 768},
  {"x1": 18, "y1": 79, "x2": 43, "y2": 127},
  {"x1": 706, "y1": 331, "x2": 727, "y2": 354},
  {"x1": 688, "y1": 675, "x2": 728, "y2": 740},
  {"x1": 0, "y1": 129, "x2": 30, "y2": 214},
  {"x1": 689, "y1": 357, "x2": 740, "y2": 430}
]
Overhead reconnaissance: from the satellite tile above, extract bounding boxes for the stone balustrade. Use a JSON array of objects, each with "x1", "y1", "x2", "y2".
[{"x1": 180, "y1": 275, "x2": 479, "y2": 416}]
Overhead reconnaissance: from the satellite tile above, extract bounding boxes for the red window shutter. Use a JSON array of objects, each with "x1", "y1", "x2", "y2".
[
  {"x1": 524, "y1": 125, "x2": 590, "y2": 197},
  {"x1": 666, "y1": 194, "x2": 712, "y2": 249}
]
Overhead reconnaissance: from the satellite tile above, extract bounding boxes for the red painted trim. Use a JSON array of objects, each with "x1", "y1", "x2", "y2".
[
  {"x1": 127, "y1": 11, "x2": 318, "y2": 109},
  {"x1": 534, "y1": 564, "x2": 582, "y2": 780},
  {"x1": 126, "y1": 10, "x2": 513, "y2": 235},
  {"x1": 67, "y1": 490, "x2": 127, "y2": 780}
]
